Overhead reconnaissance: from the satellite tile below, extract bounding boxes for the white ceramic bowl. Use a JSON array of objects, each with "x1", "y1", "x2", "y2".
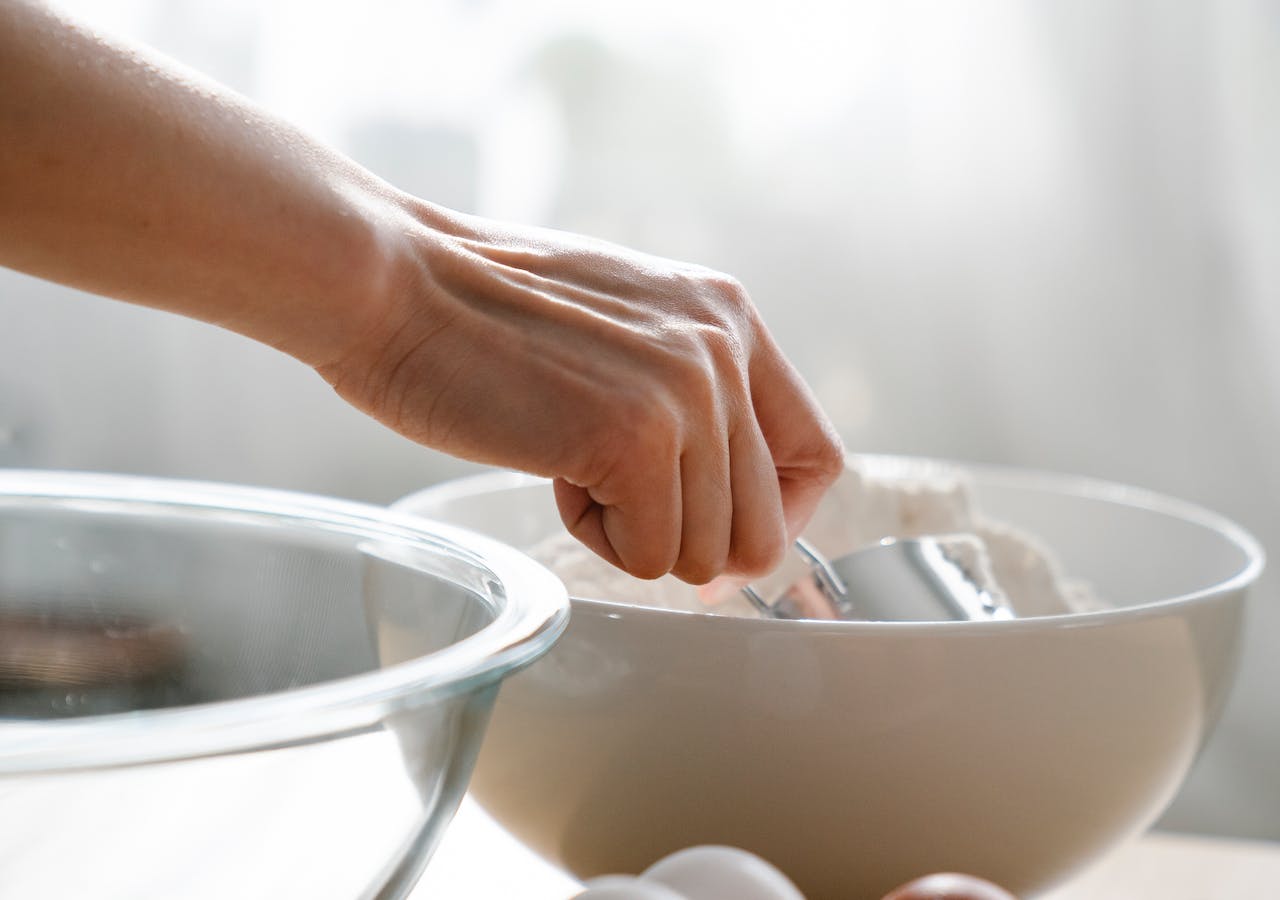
[
  {"x1": 395, "y1": 457, "x2": 1263, "y2": 898},
  {"x1": 0, "y1": 472, "x2": 567, "y2": 900}
]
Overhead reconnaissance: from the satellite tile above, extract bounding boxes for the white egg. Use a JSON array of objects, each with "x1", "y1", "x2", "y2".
[
  {"x1": 641, "y1": 846, "x2": 806, "y2": 900},
  {"x1": 575, "y1": 874, "x2": 688, "y2": 899}
]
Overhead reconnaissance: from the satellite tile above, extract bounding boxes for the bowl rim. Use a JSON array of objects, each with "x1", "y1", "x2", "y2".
[
  {"x1": 0, "y1": 470, "x2": 569, "y2": 774},
  {"x1": 392, "y1": 454, "x2": 1265, "y2": 636}
]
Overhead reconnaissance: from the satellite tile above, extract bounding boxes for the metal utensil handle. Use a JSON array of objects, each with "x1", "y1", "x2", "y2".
[{"x1": 740, "y1": 539, "x2": 850, "y2": 619}]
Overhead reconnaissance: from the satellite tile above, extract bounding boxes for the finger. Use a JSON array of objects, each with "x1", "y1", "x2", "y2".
[
  {"x1": 669, "y1": 428, "x2": 732, "y2": 585},
  {"x1": 554, "y1": 461, "x2": 682, "y2": 580},
  {"x1": 748, "y1": 334, "x2": 844, "y2": 541},
  {"x1": 723, "y1": 417, "x2": 788, "y2": 579},
  {"x1": 553, "y1": 478, "x2": 623, "y2": 569}
]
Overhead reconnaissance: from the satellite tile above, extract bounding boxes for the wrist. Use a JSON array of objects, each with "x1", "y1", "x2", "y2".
[
  {"x1": 265, "y1": 180, "x2": 421, "y2": 372},
  {"x1": 307, "y1": 189, "x2": 454, "y2": 394}
]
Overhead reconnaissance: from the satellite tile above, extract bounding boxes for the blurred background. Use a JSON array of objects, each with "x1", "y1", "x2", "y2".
[{"x1": 3, "y1": 0, "x2": 1278, "y2": 841}]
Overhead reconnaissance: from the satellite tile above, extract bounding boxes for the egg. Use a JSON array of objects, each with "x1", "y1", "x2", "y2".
[
  {"x1": 576, "y1": 875, "x2": 687, "y2": 900},
  {"x1": 642, "y1": 846, "x2": 806, "y2": 900},
  {"x1": 575, "y1": 846, "x2": 805, "y2": 900},
  {"x1": 576, "y1": 848, "x2": 1019, "y2": 900},
  {"x1": 882, "y1": 872, "x2": 1019, "y2": 900}
]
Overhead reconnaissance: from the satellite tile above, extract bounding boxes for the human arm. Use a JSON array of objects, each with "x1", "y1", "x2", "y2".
[{"x1": 0, "y1": 0, "x2": 844, "y2": 583}]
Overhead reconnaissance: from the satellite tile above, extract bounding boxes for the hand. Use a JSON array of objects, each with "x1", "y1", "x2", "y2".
[
  {"x1": 320, "y1": 204, "x2": 844, "y2": 584},
  {"x1": 0, "y1": 1, "x2": 842, "y2": 586}
]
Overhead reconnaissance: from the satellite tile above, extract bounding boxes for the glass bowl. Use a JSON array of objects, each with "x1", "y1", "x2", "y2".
[
  {"x1": 0, "y1": 470, "x2": 568, "y2": 900},
  {"x1": 395, "y1": 456, "x2": 1263, "y2": 898}
]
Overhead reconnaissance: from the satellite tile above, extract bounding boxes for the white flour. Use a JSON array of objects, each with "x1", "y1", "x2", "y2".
[{"x1": 527, "y1": 459, "x2": 1102, "y2": 618}]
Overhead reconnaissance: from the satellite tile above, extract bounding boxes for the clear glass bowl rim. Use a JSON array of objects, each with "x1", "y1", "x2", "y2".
[{"x1": 0, "y1": 470, "x2": 570, "y2": 774}]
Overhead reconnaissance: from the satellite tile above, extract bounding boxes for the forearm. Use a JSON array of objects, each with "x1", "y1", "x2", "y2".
[
  {"x1": 0, "y1": 0, "x2": 406, "y2": 368},
  {"x1": 0, "y1": 2, "x2": 844, "y2": 584}
]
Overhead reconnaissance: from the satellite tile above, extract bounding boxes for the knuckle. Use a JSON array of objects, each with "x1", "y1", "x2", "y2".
[
  {"x1": 734, "y1": 530, "x2": 788, "y2": 577},
  {"x1": 702, "y1": 270, "x2": 749, "y2": 307},
  {"x1": 813, "y1": 427, "x2": 846, "y2": 480},
  {"x1": 698, "y1": 321, "x2": 744, "y2": 370},
  {"x1": 662, "y1": 324, "x2": 746, "y2": 407},
  {"x1": 617, "y1": 523, "x2": 680, "y2": 581},
  {"x1": 678, "y1": 266, "x2": 753, "y2": 325},
  {"x1": 673, "y1": 555, "x2": 720, "y2": 586},
  {"x1": 627, "y1": 553, "x2": 673, "y2": 581},
  {"x1": 706, "y1": 275, "x2": 757, "y2": 331}
]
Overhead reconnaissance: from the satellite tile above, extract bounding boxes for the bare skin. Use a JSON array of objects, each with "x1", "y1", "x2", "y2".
[
  {"x1": 0, "y1": 0, "x2": 843, "y2": 584},
  {"x1": 0, "y1": 8, "x2": 1020, "y2": 897}
]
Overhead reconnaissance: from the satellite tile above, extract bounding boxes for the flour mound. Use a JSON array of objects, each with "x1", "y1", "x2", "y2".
[{"x1": 527, "y1": 459, "x2": 1102, "y2": 618}]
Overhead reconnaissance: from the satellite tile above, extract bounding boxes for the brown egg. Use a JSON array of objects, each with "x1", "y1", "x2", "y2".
[{"x1": 882, "y1": 873, "x2": 1019, "y2": 900}]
